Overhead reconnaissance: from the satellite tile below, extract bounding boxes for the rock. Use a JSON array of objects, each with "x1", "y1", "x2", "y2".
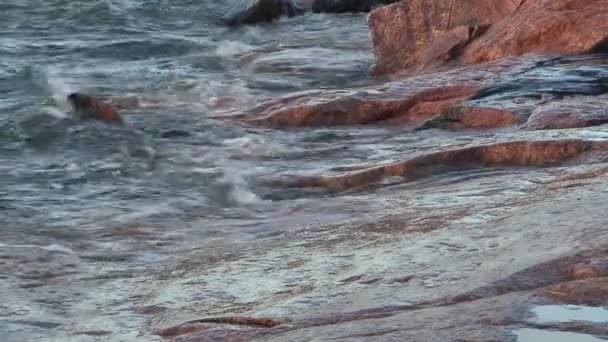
[
  {"x1": 312, "y1": 0, "x2": 399, "y2": 13},
  {"x1": 160, "y1": 129, "x2": 192, "y2": 139},
  {"x1": 369, "y1": 0, "x2": 608, "y2": 75},
  {"x1": 572, "y1": 263, "x2": 599, "y2": 280},
  {"x1": 231, "y1": 56, "x2": 543, "y2": 128},
  {"x1": 222, "y1": 0, "x2": 398, "y2": 26},
  {"x1": 242, "y1": 85, "x2": 478, "y2": 128},
  {"x1": 67, "y1": 92, "x2": 124, "y2": 124},
  {"x1": 545, "y1": 278, "x2": 608, "y2": 305},
  {"x1": 417, "y1": 105, "x2": 520, "y2": 130},
  {"x1": 416, "y1": 25, "x2": 491, "y2": 72},
  {"x1": 368, "y1": 0, "x2": 522, "y2": 75},
  {"x1": 462, "y1": 0, "x2": 608, "y2": 65},
  {"x1": 279, "y1": 139, "x2": 606, "y2": 192},
  {"x1": 221, "y1": 0, "x2": 285, "y2": 26},
  {"x1": 157, "y1": 317, "x2": 287, "y2": 337},
  {"x1": 521, "y1": 95, "x2": 608, "y2": 130}
]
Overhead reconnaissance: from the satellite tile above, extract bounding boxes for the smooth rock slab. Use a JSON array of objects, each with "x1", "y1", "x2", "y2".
[{"x1": 522, "y1": 95, "x2": 608, "y2": 130}]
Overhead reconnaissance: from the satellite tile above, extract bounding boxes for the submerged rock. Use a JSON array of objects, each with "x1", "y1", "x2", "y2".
[
  {"x1": 221, "y1": 0, "x2": 287, "y2": 26},
  {"x1": 67, "y1": 92, "x2": 124, "y2": 124},
  {"x1": 279, "y1": 139, "x2": 607, "y2": 192}
]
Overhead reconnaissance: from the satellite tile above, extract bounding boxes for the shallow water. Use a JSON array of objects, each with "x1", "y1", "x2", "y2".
[
  {"x1": 516, "y1": 328, "x2": 608, "y2": 342},
  {"x1": 532, "y1": 305, "x2": 608, "y2": 324},
  {"x1": 2, "y1": 1, "x2": 608, "y2": 341}
]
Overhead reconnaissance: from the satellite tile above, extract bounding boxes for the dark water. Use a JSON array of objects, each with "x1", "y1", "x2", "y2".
[{"x1": 2, "y1": 1, "x2": 608, "y2": 341}]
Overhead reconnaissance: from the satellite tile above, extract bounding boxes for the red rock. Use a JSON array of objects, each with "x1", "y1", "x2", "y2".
[
  {"x1": 67, "y1": 93, "x2": 124, "y2": 124},
  {"x1": 461, "y1": 0, "x2": 608, "y2": 65},
  {"x1": 368, "y1": 0, "x2": 522, "y2": 75},
  {"x1": 572, "y1": 263, "x2": 599, "y2": 280},
  {"x1": 369, "y1": 0, "x2": 608, "y2": 75},
  {"x1": 418, "y1": 105, "x2": 520, "y2": 130},
  {"x1": 521, "y1": 95, "x2": 608, "y2": 130},
  {"x1": 544, "y1": 278, "x2": 608, "y2": 305},
  {"x1": 157, "y1": 317, "x2": 287, "y2": 338},
  {"x1": 280, "y1": 140, "x2": 604, "y2": 192},
  {"x1": 231, "y1": 56, "x2": 543, "y2": 128}
]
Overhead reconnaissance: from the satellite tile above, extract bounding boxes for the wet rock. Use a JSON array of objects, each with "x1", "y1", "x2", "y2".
[
  {"x1": 158, "y1": 317, "x2": 288, "y2": 337},
  {"x1": 369, "y1": 0, "x2": 608, "y2": 75},
  {"x1": 521, "y1": 95, "x2": 608, "y2": 130},
  {"x1": 417, "y1": 105, "x2": 520, "y2": 130},
  {"x1": 222, "y1": 0, "x2": 397, "y2": 26},
  {"x1": 222, "y1": 0, "x2": 285, "y2": 26},
  {"x1": 67, "y1": 92, "x2": 124, "y2": 124},
  {"x1": 571, "y1": 258, "x2": 608, "y2": 280},
  {"x1": 233, "y1": 56, "x2": 544, "y2": 128},
  {"x1": 101, "y1": 95, "x2": 141, "y2": 110},
  {"x1": 243, "y1": 85, "x2": 477, "y2": 128},
  {"x1": 73, "y1": 330, "x2": 112, "y2": 336},
  {"x1": 544, "y1": 278, "x2": 608, "y2": 305},
  {"x1": 135, "y1": 305, "x2": 169, "y2": 315},
  {"x1": 280, "y1": 139, "x2": 607, "y2": 191},
  {"x1": 462, "y1": 0, "x2": 608, "y2": 65},
  {"x1": 417, "y1": 25, "x2": 491, "y2": 72},
  {"x1": 156, "y1": 324, "x2": 210, "y2": 338},
  {"x1": 368, "y1": 0, "x2": 521, "y2": 75},
  {"x1": 572, "y1": 263, "x2": 600, "y2": 280},
  {"x1": 160, "y1": 129, "x2": 192, "y2": 139},
  {"x1": 448, "y1": 250, "x2": 608, "y2": 305},
  {"x1": 311, "y1": 0, "x2": 399, "y2": 13}
]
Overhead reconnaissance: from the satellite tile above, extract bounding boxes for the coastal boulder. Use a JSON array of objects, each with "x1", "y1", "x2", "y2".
[
  {"x1": 369, "y1": 0, "x2": 522, "y2": 75},
  {"x1": 370, "y1": 0, "x2": 608, "y2": 75},
  {"x1": 222, "y1": 0, "x2": 398, "y2": 25},
  {"x1": 222, "y1": 0, "x2": 285, "y2": 26},
  {"x1": 462, "y1": 0, "x2": 608, "y2": 64}
]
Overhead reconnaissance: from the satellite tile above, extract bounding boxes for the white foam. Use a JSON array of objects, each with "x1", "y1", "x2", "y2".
[
  {"x1": 44, "y1": 71, "x2": 74, "y2": 111},
  {"x1": 217, "y1": 169, "x2": 264, "y2": 205},
  {"x1": 215, "y1": 40, "x2": 255, "y2": 57},
  {"x1": 0, "y1": 243, "x2": 75, "y2": 254},
  {"x1": 42, "y1": 106, "x2": 68, "y2": 119}
]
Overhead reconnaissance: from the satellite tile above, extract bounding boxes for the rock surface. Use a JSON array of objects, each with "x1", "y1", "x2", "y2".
[
  {"x1": 369, "y1": 0, "x2": 608, "y2": 75},
  {"x1": 368, "y1": 0, "x2": 522, "y2": 75},
  {"x1": 417, "y1": 105, "x2": 520, "y2": 130},
  {"x1": 67, "y1": 92, "x2": 124, "y2": 124},
  {"x1": 147, "y1": 166, "x2": 608, "y2": 341},
  {"x1": 522, "y1": 95, "x2": 608, "y2": 130},
  {"x1": 279, "y1": 139, "x2": 608, "y2": 192},
  {"x1": 462, "y1": 0, "x2": 608, "y2": 65},
  {"x1": 222, "y1": 0, "x2": 398, "y2": 26},
  {"x1": 222, "y1": 0, "x2": 288, "y2": 26},
  {"x1": 230, "y1": 56, "x2": 542, "y2": 128},
  {"x1": 230, "y1": 55, "x2": 608, "y2": 131}
]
